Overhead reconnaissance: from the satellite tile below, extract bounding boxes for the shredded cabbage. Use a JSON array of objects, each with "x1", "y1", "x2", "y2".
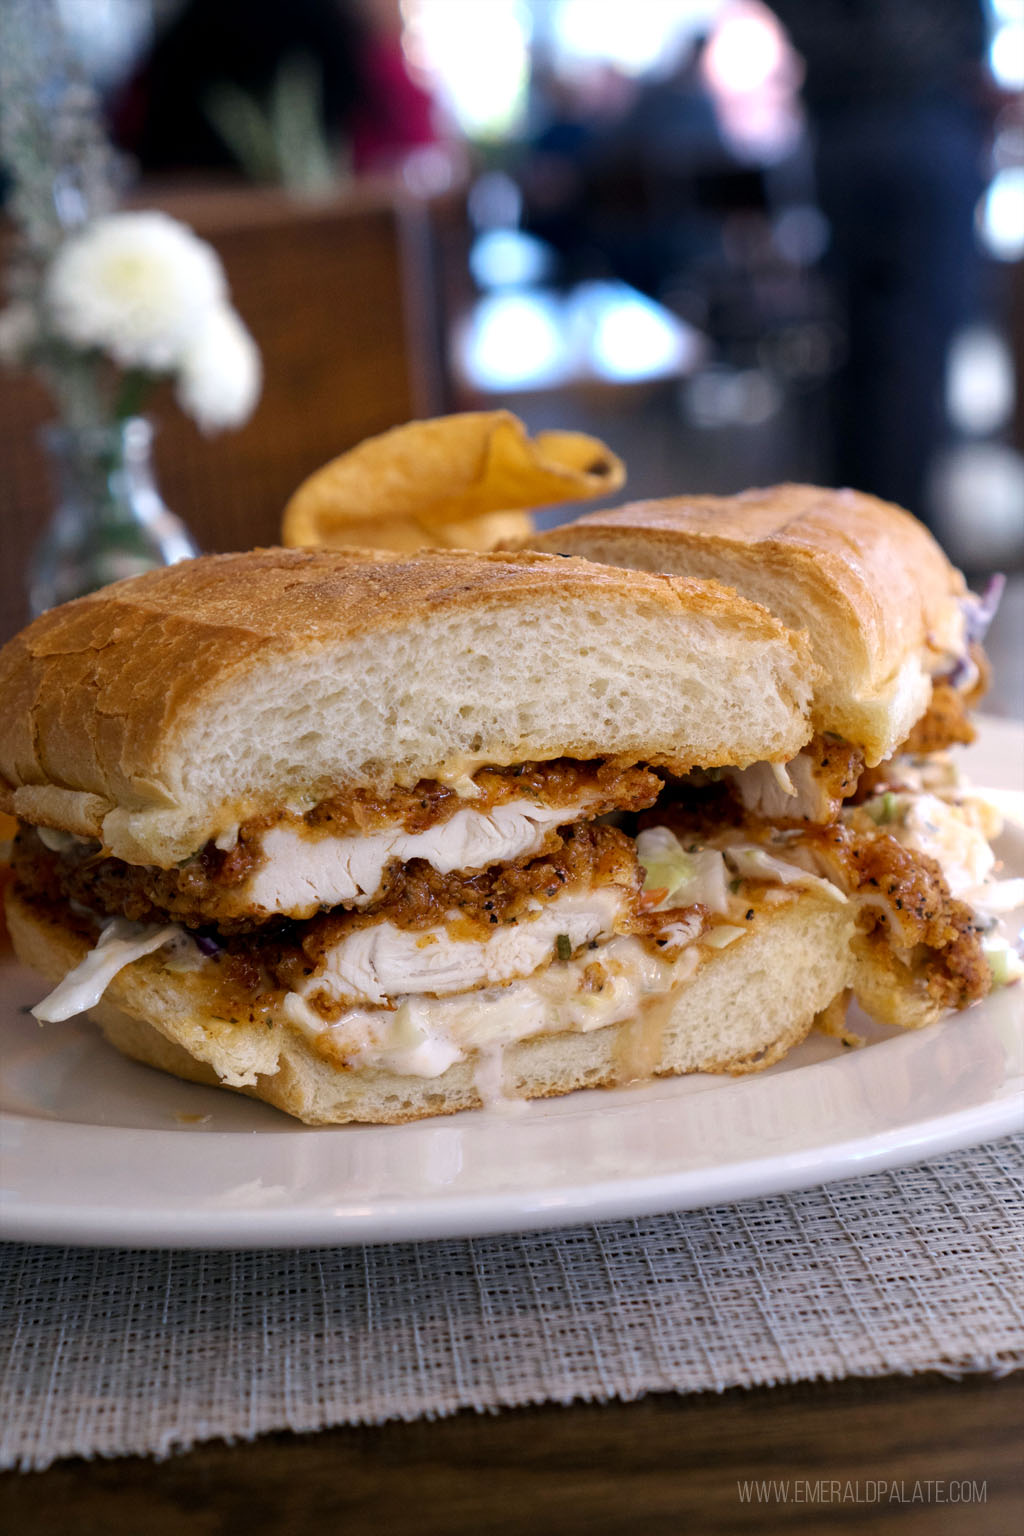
[
  {"x1": 863, "y1": 791, "x2": 903, "y2": 826},
  {"x1": 723, "y1": 845, "x2": 847, "y2": 904},
  {"x1": 31, "y1": 918, "x2": 180, "y2": 1023},
  {"x1": 636, "y1": 826, "x2": 695, "y2": 896},
  {"x1": 635, "y1": 828, "x2": 730, "y2": 913},
  {"x1": 983, "y1": 935, "x2": 1024, "y2": 988}
]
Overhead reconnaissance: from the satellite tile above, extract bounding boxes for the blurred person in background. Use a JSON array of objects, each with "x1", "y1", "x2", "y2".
[
  {"x1": 768, "y1": 0, "x2": 993, "y2": 527},
  {"x1": 583, "y1": 36, "x2": 731, "y2": 300},
  {"x1": 521, "y1": 57, "x2": 629, "y2": 288},
  {"x1": 523, "y1": 36, "x2": 735, "y2": 298},
  {"x1": 113, "y1": 0, "x2": 439, "y2": 186}
]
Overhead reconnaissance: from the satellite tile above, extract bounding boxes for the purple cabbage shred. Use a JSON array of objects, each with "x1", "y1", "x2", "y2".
[
  {"x1": 946, "y1": 654, "x2": 974, "y2": 689},
  {"x1": 963, "y1": 573, "x2": 1006, "y2": 646}
]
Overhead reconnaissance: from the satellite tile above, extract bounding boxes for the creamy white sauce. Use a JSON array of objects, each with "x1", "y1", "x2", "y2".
[
  {"x1": 472, "y1": 1045, "x2": 529, "y2": 1113},
  {"x1": 299, "y1": 887, "x2": 625, "y2": 1008},
  {"x1": 864, "y1": 791, "x2": 1024, "y2": 928},
  {"x1": 894, "y1": 794, "x2": 995, "y2": 897},
  {"x1": 240, "y1": 796, "x2": 595, "y2": 919}
]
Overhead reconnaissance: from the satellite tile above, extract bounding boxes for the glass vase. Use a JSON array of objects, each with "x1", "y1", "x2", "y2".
[{"x1": 28, "y1": 416, "x2": 200, "y2": 616}]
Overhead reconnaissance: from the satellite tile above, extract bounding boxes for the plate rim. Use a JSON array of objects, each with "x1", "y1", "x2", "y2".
[{"x1": 2, "y1": 1087, "x2": 1021, "y2": 1248}]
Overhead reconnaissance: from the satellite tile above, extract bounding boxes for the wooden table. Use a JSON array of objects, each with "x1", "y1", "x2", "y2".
[{"x1": 2, "y1": 1372, "x2": 1021, "y2": 1534}]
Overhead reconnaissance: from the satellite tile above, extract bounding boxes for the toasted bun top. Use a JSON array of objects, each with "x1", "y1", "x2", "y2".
[
  {"x1": 526, "y1": 485, "x2": 968, "y2": 764},
  {"x1": 0, "y1": 546, "x2": 815, "y2": 866}
]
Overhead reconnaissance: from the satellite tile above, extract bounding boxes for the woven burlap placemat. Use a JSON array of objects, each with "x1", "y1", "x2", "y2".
[{"x1": 2, "y1": 1135, "x2": 1022, "y2": 1471}]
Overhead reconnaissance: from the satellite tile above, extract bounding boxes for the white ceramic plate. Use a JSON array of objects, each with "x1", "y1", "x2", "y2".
[{"x1": 2, "y1": 721, "x2": 1022, "y2": 1249}]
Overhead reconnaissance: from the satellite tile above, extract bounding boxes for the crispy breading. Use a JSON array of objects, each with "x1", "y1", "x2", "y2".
[
  {"x1": 801, "y1": 822, "x2": 989, "y2": 1009},
  {"x1": 11, "y1": 761, "x2": 662, "y2": 932}
]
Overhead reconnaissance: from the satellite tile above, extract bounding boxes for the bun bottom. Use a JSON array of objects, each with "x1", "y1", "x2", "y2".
[{"x1": 8, "y1": 888, "x2": 857, "y2": 1125}]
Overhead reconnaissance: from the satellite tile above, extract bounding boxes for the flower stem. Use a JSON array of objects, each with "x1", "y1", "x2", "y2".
[{"x1": 114, "y1": 368, "x2": 152, "y2": 421}]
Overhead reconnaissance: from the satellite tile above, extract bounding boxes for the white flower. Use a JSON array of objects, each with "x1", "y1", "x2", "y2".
[
  {"x1": 176, "y1": 303, "x2": 261, "y2": 434},
  {"x1": 45, "y1": 211, "x2": 227, "y2": 371},
  {"x1": 0, "y1": 301, "x2": 38, "y2": 365}
]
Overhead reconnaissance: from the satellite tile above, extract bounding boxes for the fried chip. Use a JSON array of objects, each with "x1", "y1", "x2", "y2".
[
  {"x1": 282, "y1": 509, "x2": 535, "y2": 554},
  {"x1": 281, "y1": 411, "x2": 625, "y2": 552}
]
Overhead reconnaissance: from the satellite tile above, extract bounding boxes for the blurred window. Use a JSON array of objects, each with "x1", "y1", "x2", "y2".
[
  {"x1": 402, "y1": 0, "x2": 531, "y2": 138},
  {"x1": 977, "y1": 168, "x2": 1024, "y2": 262},
  {"x1": 546, "y1": 0, "x2": 716, "y2": 78}
]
